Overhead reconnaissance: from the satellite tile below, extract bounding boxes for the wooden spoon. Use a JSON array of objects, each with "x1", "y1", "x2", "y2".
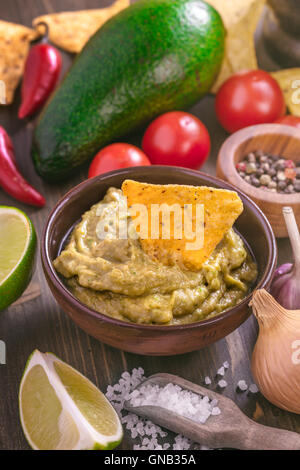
[{"x1": 124, "y1": 373, "x2": 300, "y2": 450}]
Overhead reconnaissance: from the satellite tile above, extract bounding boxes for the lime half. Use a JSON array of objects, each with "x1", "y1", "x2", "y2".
[
  {"x1": 0, "y1": 206, "x2": 37, "y2": 311},
  {"x1": 19, "y1": 350, "x2": 123, "y2": 450}
]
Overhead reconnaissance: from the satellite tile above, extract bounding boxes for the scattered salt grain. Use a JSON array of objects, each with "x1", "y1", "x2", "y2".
[
  {"x1": 223, "y1": 361, "x2": 230, "y2": 369},
  {"x1": 237, "y1": 380, "x2": 248, "y2": 392},
  {"x1": 211, "y1": 407, "x2": 221, "y2": 416},
  {"x1": 218, "y1": 379, "x2": 228, "y2": 388},
  {"x1": 173, "y1": 435, "x2": 191, "y2": 450},
  {"x1": 249, "y1": 383, "x2": 259, "y2": 394},
  {"x1": 204, "y1": 376, "x2": 212, "y2": 385},
  {"x1": 217, "y1": 366, "x2": 225, "y2": 376}
]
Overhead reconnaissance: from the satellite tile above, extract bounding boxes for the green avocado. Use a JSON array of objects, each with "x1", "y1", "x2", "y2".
[{"x1": 32, "y1": 0, "x2": 225, "y2": 181}]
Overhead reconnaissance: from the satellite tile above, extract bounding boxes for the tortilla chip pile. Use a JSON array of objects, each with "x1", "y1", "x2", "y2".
[
  {"x1": 207, "y1": 0, "x2": 266, "y2": 93},
  {"x1": 208, "y1": 0, "x2": 300, "y2": 114},
  {"x1": 0, "y1": 0, "x2": 129, "y2": 105},
  {"x1": 2, "y1": 0, "x2": 300, "y2": 115},
  {"x1": 33, "y1": 0, "x2": 129, "y2": 54},
  {"x1": 122, "y1": 180, "x2": 243, "y2": 271},
  {"x1": 0, "y1": 21, "x2": 36, "y2": 104},
  {"x1": 271, "y1": 69, "x2": 300, "y2": 117}
]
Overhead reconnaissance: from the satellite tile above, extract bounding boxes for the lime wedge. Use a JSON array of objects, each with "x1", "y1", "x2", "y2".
[
  {"x1": 0, "y1": 206, "x2": 36, "y2": 311},
  {"x1": 19, "y1": 350, "x2": 123, "y2": 450}
]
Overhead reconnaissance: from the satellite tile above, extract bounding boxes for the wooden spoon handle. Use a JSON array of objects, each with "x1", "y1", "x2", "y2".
[{"x1": 241, "y1": 420, "x2": 300, "y2": 450}]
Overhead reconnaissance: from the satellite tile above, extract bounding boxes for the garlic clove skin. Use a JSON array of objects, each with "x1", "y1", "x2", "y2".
[
  {"x1": 272, "y1": 263, "x2": 293, "y2": 283},
  {"x1": 250, "y1": 289, "x2": 300, "y2": 415},
  {"x1": 272, "y1": 207, "x2": 300, "y2": 311},
  {"x1": 270, "y1": 266, "x2": 300, "y2": 310}
]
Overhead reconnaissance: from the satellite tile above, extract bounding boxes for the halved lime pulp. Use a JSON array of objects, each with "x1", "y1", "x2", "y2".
[
  {"x1": 19, "y1": 350, "x2": 123, "y2": 450},
  {"x1": 0, "y1": 206, "x2": 36, "y2": 310}
]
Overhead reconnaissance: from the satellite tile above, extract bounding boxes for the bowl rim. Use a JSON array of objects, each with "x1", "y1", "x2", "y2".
[
  {"x1": 217, "y1": 123, "x2": 300, "y2": 204},
  {"x1": 41, "y1": 165, "x2": 277, "y2": 331}
]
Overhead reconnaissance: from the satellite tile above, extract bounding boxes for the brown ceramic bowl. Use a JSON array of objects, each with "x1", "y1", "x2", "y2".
[
  {"x1": 217, "y1": 124, "x2": 300, "y2": 238},
  {"x1": 42, "y1": 166, "x2": 277, "y2": 356}
]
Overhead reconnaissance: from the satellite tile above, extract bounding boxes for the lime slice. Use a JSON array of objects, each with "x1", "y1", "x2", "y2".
[
  {"x1": 19, "y1": 350, "x2": 123, "y2": 450},
  {"x1": 0, "y1": 206, "x2": 37, "y2": 311}
]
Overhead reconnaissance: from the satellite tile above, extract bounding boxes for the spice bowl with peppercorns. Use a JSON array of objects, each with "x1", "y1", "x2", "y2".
[
  {"x1": 217, "y1": 124, "x2": 300, "y2": 237},
  {"x1": 236, "y1": 153, "x2": 300, "y2": 195}
]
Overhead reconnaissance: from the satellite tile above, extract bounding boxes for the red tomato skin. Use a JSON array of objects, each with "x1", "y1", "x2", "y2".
[
  {"x1": 215, "y1": 70, "x2": 286, "y2": 133},
  {"x1": 142, "y1": 112, "x2": 211, "y2": 169},
  {"x1": 88, "y1": 143, "x2": 151, "y2": 178},
  {"x1": 274, "y1": 115, "x2": 300, "y2": 129}
]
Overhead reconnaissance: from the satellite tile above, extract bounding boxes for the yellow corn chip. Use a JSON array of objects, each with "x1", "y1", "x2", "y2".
[
  {"x1": 207, "y1": 0, "x2": 266, "y2": 93},
  {"x1": 33, "y1": 0, "x2": 129, "y2": 54},
  {"x1": 271, "y1": 69, "x2": 300, "y2": 117},
  {"x1": 0, "y1": 21, "x2": 36, "y2": 105},
  {"x1": 122, "y1": 180, "x2": 243, "y2": 271},
  {"x1": 207, "y1": 0, "x2": 261, "y2": 29}
]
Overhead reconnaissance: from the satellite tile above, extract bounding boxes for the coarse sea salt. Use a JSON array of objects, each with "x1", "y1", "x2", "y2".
[
  {"x1": 249, "y1": 383, "x2": 259, "y2": 394},
  {"x1": 106, "y1": 368, "x2": 216, "y2": 450},
  {"x1": 237, "y1": 380, "x2": 248, "y2": 392},
  {"x1": 218, "y1": 379, "x2": 228, "y2": 389},
  {"x1": 204, "y1": 376, "x2": 212, "y2": 385},
  {"x1": 217, "y1": 366, "x2": 225, "y2": 376},
  {"x1": 105, "y1": 364, "x2": 259, "y2": 450},
  {"x1": 128, "y1": 382, "x2": 221, "y2": 425}
]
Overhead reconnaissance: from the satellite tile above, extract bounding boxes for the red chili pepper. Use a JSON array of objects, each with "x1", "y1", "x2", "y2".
[
  {"x1": 18, "y1": 25, "x2": 62, "y2": 119},
  {"x1": 0, "y1": 126, "x2": 45, "y2": 207}
]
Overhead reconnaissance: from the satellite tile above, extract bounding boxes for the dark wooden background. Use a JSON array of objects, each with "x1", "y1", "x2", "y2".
[{"x1": 0, "y1": 0, "x2": 298, "y2": 451}]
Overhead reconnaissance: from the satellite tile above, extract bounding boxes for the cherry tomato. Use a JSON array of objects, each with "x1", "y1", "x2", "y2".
[
  {"x1": 88, "y1": 143, "x2": 151, "y2": 178},
  {"x1": 215, "y1": 70, "x2": 286, "y2": 133},
  {"x1": 274, "y1": 115, "x2": 300, "y2": 129},
  {"x1": 142, "y1": 111, "x2": 211, "y2": 169}
]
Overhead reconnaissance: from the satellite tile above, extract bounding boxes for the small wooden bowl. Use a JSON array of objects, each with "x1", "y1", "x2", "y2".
[
  {"x1": 41, "y1": 166, "x2": 276, "y2": 356},
  {"x1": 217, "y1": 124, "x2": 300, "y2": 238}
]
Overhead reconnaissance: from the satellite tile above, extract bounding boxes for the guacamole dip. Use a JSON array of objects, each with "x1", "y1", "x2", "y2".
[{"x1": 54, "y1": 188, "x2": 257, "y2": 325}]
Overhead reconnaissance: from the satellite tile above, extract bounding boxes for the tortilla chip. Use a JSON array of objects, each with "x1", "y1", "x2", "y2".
[
  {"x1": 207, "y1": 0, "x2": 262, "y2": 29},
  {"x1": 271, "y1": 69, "x2": 300, "y2": 117},
  {"x1": 207, "y1": 0, "x2": 266, "y2": 93},
  {"x1": 0, "y1": 21, "x2": 36, "y2": 105},
  {"x1": 122, "y1": 180, "x2": 243, "y2": 271},
  {"x1": 33, "y1": 0, "x2": 129, "y2": 54}
]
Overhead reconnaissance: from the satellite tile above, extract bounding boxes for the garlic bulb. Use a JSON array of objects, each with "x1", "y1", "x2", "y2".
[
  {"x1": 270, "y1": 207, "x2": 300, "y2": 309},
  {"x1": 250, "y1": 289, "x2": 300, "y2": 414}
]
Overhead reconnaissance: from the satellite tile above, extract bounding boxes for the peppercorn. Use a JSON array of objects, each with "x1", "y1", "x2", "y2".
[
  {"x1": 251, "y1": 177, "x2": 260, "y2": 187},
  {"x1": 246, "y1": 163, "x2": 257, "y2": 174},
  {"x1": 277, "y1": 171, "x2": 286, "y2": 181},
  {"x1": 268, "y1": 168, "x2": 276, "y2": 177},
  {"x1": 236, "y1": 150, "x2": 299, "y2": 194},
  {"x1": 260, "y1": 174, "x2": 271, "y2": 186},
  {"x1": 247, "y1": 152, "x2": 256, "y2": 163},
  {"x1": 277, "y1": 181, "x2": 287, "y2": 191}
]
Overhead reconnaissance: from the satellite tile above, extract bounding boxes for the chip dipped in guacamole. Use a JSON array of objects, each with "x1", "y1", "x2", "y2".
[{"x1": 54, "y1": 183, "x2": 257, "y2": 325}]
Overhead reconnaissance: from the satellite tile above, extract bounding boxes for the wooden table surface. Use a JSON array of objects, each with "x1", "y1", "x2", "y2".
[{"x1": 0, "y1": 0, "x2": 299, "y2": 451}]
